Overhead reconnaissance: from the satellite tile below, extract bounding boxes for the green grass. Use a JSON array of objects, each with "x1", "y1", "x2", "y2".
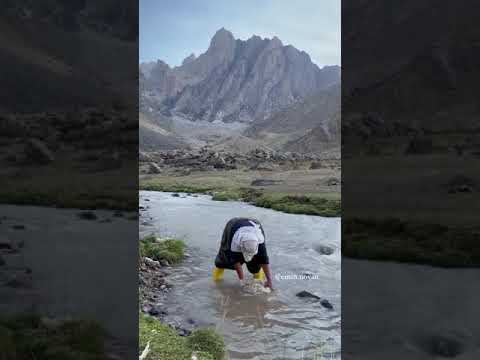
[
  {"x1": 140, "y1": 235, "x2": 185, "y2": 264},
  {"x1": 211, "y1": 190, "x2": 239, "y2": 201},
  {"x1": 0, "y1": 187, "x2": 137, "y2": 211},
  {"x1": 254, "y1": 193, "x2": 341, "y2": 217},
  {"x1": 139, "y1": 314, "x2": 225, "y2": 360},
  {"x1": 343, "y1": 217, "x2": 480, "y2": 267},
  {"x1": 208, "y1": 188, "x2": 342, "y2": 217},
  {"x1": 0, "y1": 314, "x2": 106, "y2": 359},
  {"x1": 186, "y1": 328, "x2": 225, "y2": 360},
  {"x1": 140, "y1": 179, "x2": 341, "y2": 217},
  {"x1": 1, "y1": 160, "x2": 138, "y2": 210},
  {"x1": 140, "y1": 182, "x2": 215, "y2": 194},
  {"x1": 139, "y1": 313, "x2": 191, "y2": 360},
  {"x1": 210, "y1": 188, "x2": 251, "y2": 202}
]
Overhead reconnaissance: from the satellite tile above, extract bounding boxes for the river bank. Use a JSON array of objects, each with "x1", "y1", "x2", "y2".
[
  {"x1": 139, "y1": 168, "x2": 341, "y2": 217},
  {"x1": 1, "y1": 108, "x2": 138, "y2": 211},
  {"x1": 138, "y1": 234, "x2": 226, "y2": 360},
  {"x1": 0, "y1": 205, "x2": 138, "y2": 358},
  {"x1": 139, "y1": 235, "x2": 189, "y2": 334},
  {"x1": 1, "y1": 162, "x2": 138, "y2": 211},
  {"x1": 343, "y1": 258, "x2": 480, "y2": 359},
  {"x1": 139, "y1": 151, "x2": 341, "y2": 217},
  {"x1": 343, "y1": 217, "x2": 480, "y2": 267}
]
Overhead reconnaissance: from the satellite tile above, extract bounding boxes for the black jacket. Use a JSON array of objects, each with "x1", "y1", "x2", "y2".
[{"x1": 215, "y1": 217, "x2": 269, "y2": 270}]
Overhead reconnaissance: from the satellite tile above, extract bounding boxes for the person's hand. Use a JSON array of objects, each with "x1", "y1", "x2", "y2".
[{"x1": 264, "y1": 280, "x2": 273, "y2": 290}]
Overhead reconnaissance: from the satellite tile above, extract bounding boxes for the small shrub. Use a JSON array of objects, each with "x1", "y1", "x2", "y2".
[
  {"x1": 58, "y1": 320, "x2": 105, "y2": 354},
  {"x1": 211, "y1": 192, "x2": 230, "y2": 201},
  {"x1": 140, "y1": 237, "x2": 185, "y2": 264},
  {"x1": 343, "y1": 217, "x2": 480, "y2": 267},
  {"x1": 139, "y1": 314, "x2": 191, "y2": 360},
  {"x1": 254, "y1": 194, "x2": 340, "y2": 217},
  {"x1": 211, "y1": 189, "x2": 244, "y2": 201},
  {"x1": 139, "y1": 314, "x2": 224, "y2": 360},
  {"x1": 0, "y1": 326, "x2": 15, "y2": 358},
  {"x1": 186, "y1": 328, "x2": 226, "y2": 360},
  {"x1": 193, "y1": 351, "x2": 215, "y2": 360},
  {"x1": 0, "y1": 315, "x2": 106, "y2": 359}
]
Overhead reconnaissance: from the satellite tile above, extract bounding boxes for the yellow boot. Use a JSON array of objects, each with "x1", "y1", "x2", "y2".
[
  {"x1": 213, "y1": 267, "x2": 224, "y2": 281},
  {"x1": 253, "y1": 269, "x2": 264, "y2": 281}
]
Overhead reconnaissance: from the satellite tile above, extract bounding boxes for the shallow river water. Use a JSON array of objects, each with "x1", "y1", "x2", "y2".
[
  {"x1": 0, "y1": 205, "x2": 138, "y2": 357},
  {"x1": 139, "y1": 191, "x2": 341, "y2": 360}
]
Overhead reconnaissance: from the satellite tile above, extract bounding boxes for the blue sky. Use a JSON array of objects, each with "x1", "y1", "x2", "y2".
[{"x1": 140, "y1": 0, "x2": 340, "y2": 68}]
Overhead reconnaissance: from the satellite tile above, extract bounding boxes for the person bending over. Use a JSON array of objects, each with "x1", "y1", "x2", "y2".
[{"x1": 213, "y1": 217, "x2": 273, "y2": 290}]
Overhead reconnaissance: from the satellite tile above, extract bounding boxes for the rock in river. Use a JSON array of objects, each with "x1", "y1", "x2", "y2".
[
  {"x1": 296, "y1": 290, "x2": 333, "y2": 310},
  {"x1": 418, "y1": 334, "x2": 465, "y2": 358},
  {"x1": 320, "y1": 299, "x2": 333, "y2": 310},
  {"x1": 77, "y1": 211, "x2": 97, "y2": 220},
  {"x1": 315, "y1": 245, "x2": 334, "y2": 255},
  {"x1": 296, "y1": 290, "x2": 320, "y2": 300},
  {"x1": 0, "y1": 237, "x2": 14, "y2": 250}
]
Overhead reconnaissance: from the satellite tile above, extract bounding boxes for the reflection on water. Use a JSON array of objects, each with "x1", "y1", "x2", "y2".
[{"x1": 140, "y1": 191, "x2": 341, "y2": 360}]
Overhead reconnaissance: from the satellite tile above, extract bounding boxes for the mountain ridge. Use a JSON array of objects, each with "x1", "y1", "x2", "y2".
[
  {"x1": 139, "y1": 28, "x2": 340, "y2": 153},
  {"x1": 140, "y1": 28, "x2": 339, "y2": 124}
]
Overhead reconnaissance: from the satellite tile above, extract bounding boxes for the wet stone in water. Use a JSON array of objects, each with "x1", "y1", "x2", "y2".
[
  {"x1": 0, "y1": 237, "x2": 14, "y2": 250},
  {"x1": 77, "y1": 211, "x2": 97, "y2": 220},
  {"x1": 316, "y1": 245, "x2": 334, "y2": 255},
  {"x1": 296, "y1": 290, "x2": 320, "y2": 299},
  {"x1": 320, "y1": 299, "x2": 333, "y2": 310},
  {"x1": 420, "y1": 334, "x2": 465, "y2": 358}
]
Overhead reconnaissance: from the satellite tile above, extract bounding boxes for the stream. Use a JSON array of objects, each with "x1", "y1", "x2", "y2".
[
  {"x1": 0, "y1": 205, "x2": 138, "y2": 357},
  {"x1": 139, "y1": 191, "x2": 341, "y2": 360}
]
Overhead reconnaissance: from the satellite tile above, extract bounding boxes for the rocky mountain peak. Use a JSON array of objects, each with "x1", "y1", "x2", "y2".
[
  {"x1": 270, "y1": 36, "x2": 283, "y2": 48},
  {"x1": 209, "y1": 27, "x2": 235, "y2": 50},
  {"x1": 140, "y1": 29, "x2": 340, "y2": 125},
  {"x1": 154, "y1": 59, "x2": 170, "y2": 70},
  {"x1": 181, "y1": 53, "x2": 196, "y2": 65}
]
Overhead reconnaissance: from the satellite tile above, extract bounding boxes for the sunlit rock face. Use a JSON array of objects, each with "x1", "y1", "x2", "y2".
[{"x1": 140, "y1": 28, "x2": 340, "y2": 124}]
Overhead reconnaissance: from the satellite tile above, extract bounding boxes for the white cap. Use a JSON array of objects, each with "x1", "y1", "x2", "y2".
[{"x1": 240, "y1": 234, "x2": 259, "y2": 262}]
